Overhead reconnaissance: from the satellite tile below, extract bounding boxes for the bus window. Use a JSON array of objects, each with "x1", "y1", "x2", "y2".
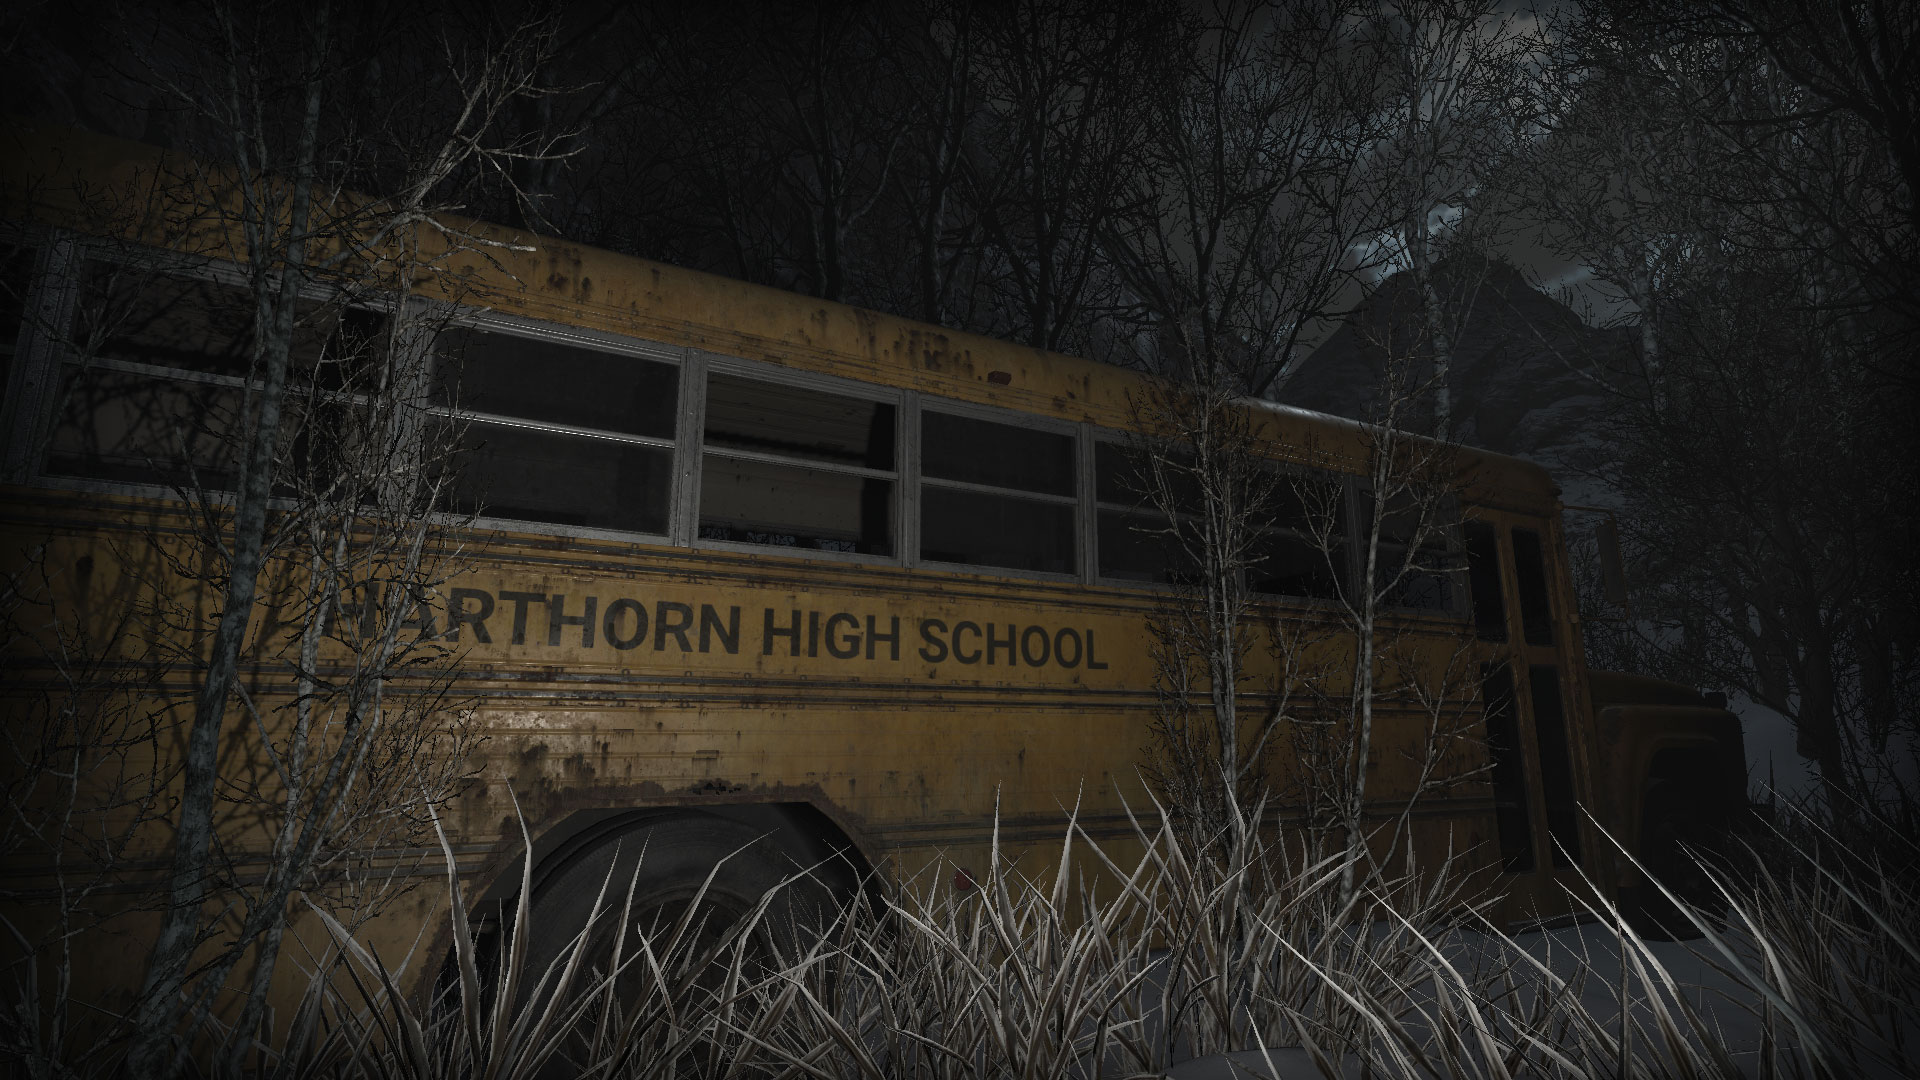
[
  {"x1": 1511, "y1": 527, "x2": 1555, "y2": 646},
  {"x1": 437, "y1": 327, "x2": 677, "y2": 535},
  {"x1": 1092, "y1": 441, "x2": 1344, "y2": 595},
  {"x1": 1248, "y1": 531, "x2": 1341, "y2": 597},
  {"x1": 1528, "y1": 665, "x2": 1583, "y2": 868},
  {"x1": 925, "y1": 410, "x2": 1074, "y2": 495},
  {"x1": 47, "y1": 368, "x2": 249, "y2": 489},
  {"x1": 1480, "y1": 662, "x2": 1536, "y2": 872},
  {"x1": 77, "y1": 264, "x2": 267, "y2": 377},
  {"x1": 2, "y1": 244, "x2": 34, "y2": 409},
  {"x1": 450, "y1": 423, "x2": 674, "y2": 534},
  {"x1": 921, "y1": 409, "x2": 1075, "y2": 574},
  {"x1": 1365, "y1": 489, "x2": 1459, "y2": 612},
  {"x1": 1095, "y1": 508, "x2": 1178, "y2": 583},
  {"x1": 438, "y1": 328, "x2": 676, "y2": 439},
  {"x1": 1094, "y1": 439, "x2": 1201, "y2": 511},
  {"x1": 1249, "y1": 471, "x2": 1346, "y2": 598},
  {"x1": 700, "y1": 372, "x2": 895, "y2": 554},
  {"x1": 1093, "y1": 439, "x2": 1142, "y2": 507},
  {"x1": 1092, "y1": 439, "x2": 1193, "y2": 584},
  {"x1": 1464, "y1": 520, "x2": 1507, "y2": 641},
  {"x1": 45, "y1": 265, "x2": 360, "y2": 489}
]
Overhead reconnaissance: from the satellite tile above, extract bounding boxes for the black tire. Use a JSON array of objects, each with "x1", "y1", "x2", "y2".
[
  {"x1": 1627, "y1": 780, "x2": 1730, "y2": 940},
  {"x1": 512, "y1": 813, "x2": 853, "y2": 1070}
]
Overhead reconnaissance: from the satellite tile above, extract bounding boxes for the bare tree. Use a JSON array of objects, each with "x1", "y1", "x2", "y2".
[
  {"x1": 1126, "y1": 379, "x2": 1307, "y2": 853},
  {"x1": 890, "y1": 0, "x2": 988, "y2": 327},
  {"x1": 1520, "y1": 1, "x2": 1920, "y2": 819},
  {"x1": 1099, "y1": 0, "x2": 1387, "y2": 850},
  {"x1": 1094, "y1": 0, "x2": 1497, "y2": 870},
  {"x1": 652, "y1": 4, "x2": 915, "y2": 304},
  {"x1": 486, "y1": 4, "x2": 656, "y2": 237},
  {"x1": 1293, "y1": 336, "x2": 1483, "y2": 904},
  {"x1": 963, "y1": 0, "x2": 1169, "y2": 355},
  {"x1": 0, "y1": 538, "x2": 172, "y2": 1076},
  {"x1": 1102, "y1": 0, "x2": 1395, "y2": 399},
  {"x1": 2, "y1": 195, "x2": 499, "y2": 1077},
  {"x1": 1511, "y1": 7, "x2": 1727, "y2": 405},
  {"x1": 743, "y1": 5, "x2": 916, "y2": 305},
  {"x1": 1124, "y1": 320, "x2": 1484, "y2": 903},
  {"x1": 1102, "y1": 2, "x2": 1483, "y2": 874},
  {"x1": 1363, "y1": 0, "x2": 1531, "y2": 440},
  {"x1": 0, "y1": 2, "x2": 567, "y2": 1071},
  {"x1": 1675, "y1": 0, "x2": 1920, "y2": 335}
]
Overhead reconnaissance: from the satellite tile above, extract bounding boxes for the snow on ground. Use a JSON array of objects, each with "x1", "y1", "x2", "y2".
[{"x1": 1161, "y1": 921, "x2": 1795, "y2": 1079}]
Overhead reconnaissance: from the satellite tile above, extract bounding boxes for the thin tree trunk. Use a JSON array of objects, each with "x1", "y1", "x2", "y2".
[
  {"x1": 916, "y1": 13, "x2": 970, "y2": 325},
  {"x1": 1407, "y1": 219, "x2": 1455, "y2": 442},
  {"x1": 1205, "y1": 413, "x2": 1244, "y2": 850},
  {"x1": 126, "y1": 253, "x2": 304, "y2": 1071},
  {"x1": 220, "y1": 535, "x2": 340, "y2": 1073},
  {"x1": 1342, "y1": 511, "x2": 1381, "y2": 907},
  {"x1": 1628, "y1": 266, "x2": 1664, "y2": 411},
  {"x1": 126, "y1": 24, "x2": 327, "y2": 1070}
]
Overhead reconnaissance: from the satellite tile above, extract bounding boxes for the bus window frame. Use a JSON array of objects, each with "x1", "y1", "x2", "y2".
[
  {"x1": 1354, "y1": 485, "x2": 1471, "y2": 619},
  {"x1": 11, "y1": 240, "x2": 1471, "y2": 608},
  {"x1": 428, "y1": 312, "x2": 685, "y2": 545},
  {"x1": 689, "y1": 349, "x2": 907, "y2": 567},
  {"x1": 1, "y1": 224, "x2": 73, "y2": 484},
  {"x1": 1088, "y1": 429, "x2": 1203, "y2": 591},
  {"x1": 1087, "y1": 427, "x2": 1365, "y2": 605},
  {"x1": 915, "y1": 395, "x2": 1084, "y2": 583},
  {"x1": 12, "y1": 248, "x2": 701, "y2": 555},
  {"x1": 17, "y1": 239, "x2": 418, "y2": 504},
  {"x1": 1246, "y1": 464, "x2": 1358, "y2": 603}
]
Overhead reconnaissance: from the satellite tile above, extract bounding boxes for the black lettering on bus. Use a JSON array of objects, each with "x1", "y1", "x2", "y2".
[
  {"x1": 335, "y1": 590, "x2": 380, "y2": 640},
  {"x1": 825, "y1": 612, "x2": 860, "y2": 659},
  {"x1": 1085, "y1": 629, "x2": 1109, "y2": 670},
  {"x1": 952, "y1": 621, "x2": 982, "y2": 664},
  {"x1": 1020, "y1": 625, "x2": 1050, "y2": 667},
  {"x1": 1053, "y1": 627, "x2": 1082, "y2": 668},
  {"x1": 700, "y1": 604, "x2": 740, "y2": 654},
  {"x1": 399, "y1": 598, "x2": 438, "y2": 639},
  {"x1": 498, "y1": 590, "x2": 545, "y2": 646},
  {"x1": 548, "y1": 594, "x2": 596, "y2": 648},
  {"x1": 919, "y1": 619, "x2": 949, "y2": 663},
  {"x1": 808, "y1": 610, "x2": 821, "y2": 658},
  {"x1": 986, "y1": 622, "x2": 1016, "y2": 666},
  {"x1": 655, "y1": 601, "x2": 694, "y2": 652},
  {"x1": 604, "y1": 598, "x2": 649, "y2": 651},
  {"x1": 868, "y1": 615, "x2": 900, "y2": 661},
  {"x1": 328, "y1": 596, "x2": 353, "y2": 639},
  {"x1": 765, "y1": 608, "x2": 802, "y2": 656},
  {"x1": 446, "y1": 587, "x2": 493, "y2": 643}
]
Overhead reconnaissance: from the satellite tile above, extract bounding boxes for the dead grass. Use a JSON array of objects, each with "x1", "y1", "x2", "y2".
[{"x1": 5, "y1": 792, "x2": 1913, "y2": 1078}]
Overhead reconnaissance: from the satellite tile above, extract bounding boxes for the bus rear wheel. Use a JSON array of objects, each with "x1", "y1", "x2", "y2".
[{"x1": 513, "y1": 813, "x2": 850, "y2": 1068}]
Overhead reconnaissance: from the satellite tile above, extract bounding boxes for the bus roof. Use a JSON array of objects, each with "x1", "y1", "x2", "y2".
[{"x1": 2, "y1": 117, "x2": 1561, "y2": 511}]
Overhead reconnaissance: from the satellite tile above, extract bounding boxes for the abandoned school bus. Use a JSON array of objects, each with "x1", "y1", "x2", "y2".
[{"x1": 0, "y1": 126, "x2": 1749, "y2": 1022}]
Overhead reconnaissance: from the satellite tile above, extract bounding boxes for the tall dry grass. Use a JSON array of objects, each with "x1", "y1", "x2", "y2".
[
  {"x1": 1263, "y1": 802, "x2": 1920, "y2": 1080},
  {"x1": 6, "y1": 790, "x2": 1913, "y2": 1078}
]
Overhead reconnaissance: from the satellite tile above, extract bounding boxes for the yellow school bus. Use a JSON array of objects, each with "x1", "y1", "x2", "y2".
[{"x1": 0, "y1": 124, "x2": 1748, "y2": 1027}]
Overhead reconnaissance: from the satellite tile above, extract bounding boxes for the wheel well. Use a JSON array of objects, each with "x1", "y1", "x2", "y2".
[
  {"x1": 435, "y1": 801, "x2": 880, "y2": 1012},
  {"x1": 465, "y1": 801, "x2": 880, "y2": 927},
  {"x1": 703, "y1": 802, "x2": 886, "y2": 912}
]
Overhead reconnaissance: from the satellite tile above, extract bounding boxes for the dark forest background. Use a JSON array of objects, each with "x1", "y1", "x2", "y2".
[{"x1": 7, "y1": 0, "x2": 1915, "y2": 816}]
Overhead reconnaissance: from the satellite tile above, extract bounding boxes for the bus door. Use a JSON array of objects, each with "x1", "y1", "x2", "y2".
[{"x1": 1462, "y1": 513, "x2": 1597, "y2": 924}]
